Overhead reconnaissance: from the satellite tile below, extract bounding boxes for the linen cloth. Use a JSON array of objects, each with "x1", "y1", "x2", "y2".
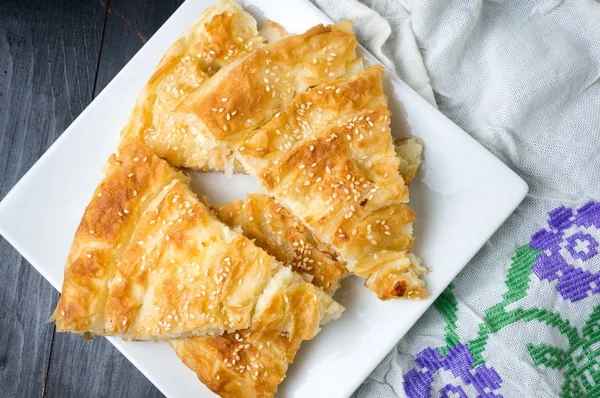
[{"x1": 309, "y1": 0, "x2": 600, "y2": 397}]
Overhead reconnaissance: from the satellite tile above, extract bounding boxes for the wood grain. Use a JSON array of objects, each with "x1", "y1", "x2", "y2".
[{"x1": 0, "y1": 0, "x2": 105, "y2": 396}]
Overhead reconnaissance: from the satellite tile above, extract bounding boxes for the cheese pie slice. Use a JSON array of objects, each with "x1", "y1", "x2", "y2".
[
  {"x1": 171, "y1": 318, "x2": 311, "y2": 398},
  {"x1": 179, "y1": 65, "x2": 427, "y2": 300},
  {"x1": 216, "y1": 194, "x2": 347, "y2": 294},
  {"x1": 169, "y1": 194, "x2": 347, "y2": 398},
  {"x1": 53, "y1": 141, "x2": 342, "y2": 340},
  {"x1": 175, "y1": 20, "x2": 361, "y2": 162},
  {"x1": 121, "y1": 0, "x2": 264, "y2": 174}
]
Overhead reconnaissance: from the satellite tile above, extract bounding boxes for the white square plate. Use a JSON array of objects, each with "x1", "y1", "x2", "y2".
[{"x1": 0, "y1": 0, "x2": 528, "y2": 397}]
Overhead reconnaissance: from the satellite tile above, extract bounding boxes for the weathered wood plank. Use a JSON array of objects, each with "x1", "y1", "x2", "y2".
[
  {"x1": 45, "y1": 1, "x2": 183, "y2": 397},
  {"x1": 0, "y1": 0, "x2": 105, "y2": 396}
]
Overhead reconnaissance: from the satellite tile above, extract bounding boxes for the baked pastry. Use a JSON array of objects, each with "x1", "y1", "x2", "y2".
[
  {"x1": 172, "y1": 329, "x2": 301, "y2": 398},
  {"x1": 170, "y1": 195, "x2": 346, "y2": 398},
  {"x1": 395, "y1": 136, "x2": 423, "y2": 185},
  {"x1": 171, "y1": 319, "x2": 309, "y2": 398},
  {"x1": 53, "y1": 141, "x2": 343, "y2": 339},
  {"x1": 180, "y1": 65, "x2": 427, "y2": 300},
  {"x1": 121, "y1": 0, "x2": 264, "y2": 174},
  {"x1": 217, "y1": 194, "x2": 347, "y2": 294},
  {"x1": 52, "y1": 139, "x2": 187, "y2": 336},
  {"x1": 170, "y1": 255, "x2": 331, "y2": 398},
  {"x1": 176, "y1": 20, "x2": 361, "y2": 162}
]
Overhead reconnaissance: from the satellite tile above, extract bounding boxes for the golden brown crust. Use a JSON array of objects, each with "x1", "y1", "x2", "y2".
[
  {"x1": 216, "y1": 194, "x2": 347, "y2": 294},
  {"x1": 170, "y1": 268, "x2": 336, "y2": 398},
  {"x1": 171, "y1": 329, "x2": 297, "y2": 398},
  {"x1": 53, "y1": 140, "x2": 187, "y2": 335},
  {"x1": 54, "y1": 141, "x2": 342, "y2": 340},
  {"x1": 121, "y1": 0, "x2": 263, "y2": 173},
  {"x1": 177, "y1": 21, "x2": 360, "y2": 146},
  {"x1": 233, "y1": 67, "x2": 427, "y2": 300},
  {"x1": 169, "y1": 194, "x2": 346, "y2": 398},
  {"x1": 103, "y1": 178, "x2": 277, "y2": 338}
]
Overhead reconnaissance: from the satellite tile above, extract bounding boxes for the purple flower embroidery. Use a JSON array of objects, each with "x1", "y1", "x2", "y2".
[
  {"x1": 403, "y1": 343, "x2": 502, "y2": 398},
  {"x1": 530, "y1": 201, "x2": 600, "y2": 302}
]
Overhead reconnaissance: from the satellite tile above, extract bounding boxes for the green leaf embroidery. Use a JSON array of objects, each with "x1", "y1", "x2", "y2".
[
  {"x1": 502, "y1": 245, "x2": 540, "y2": 304},
  {"x1": 469, "y1": 245, "x2": 541, "y2": 364},
  {"x1": 433, "y1": 283, "x2": 459, "y2": 355},
  {"x1": 527, "y1": 343, "x2": 569, "y2": 369},
  {"x1": 582, "y1": 304, "x2": 600, "y2": 351}
]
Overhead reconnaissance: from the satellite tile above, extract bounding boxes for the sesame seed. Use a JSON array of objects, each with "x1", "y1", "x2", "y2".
[{"x1": 221, "y1": 97, "x2": 228, "y2": 102}]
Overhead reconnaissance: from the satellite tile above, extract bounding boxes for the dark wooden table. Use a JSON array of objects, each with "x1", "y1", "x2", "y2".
[{"x1": 0, "y1": 1, "x2": 191, "y2": 396}]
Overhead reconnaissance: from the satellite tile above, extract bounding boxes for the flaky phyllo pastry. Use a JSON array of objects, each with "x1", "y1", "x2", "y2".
[
  {"x1": 169, "y1": 193, "x2": 347, "y2": 397},
  {"x1": 178, "y1": 64, "x2": 427, "y2": 300},
  {"x1": 217, "y1": 194, "x2": 347, "y2": 294},
  {"x1": 121, "y1": 0, "x2": 264, "y2": 173},
  {"x1": 174, "y1": 20, "x2": 361, "y2": 165},
  {"x1": 52, "y1": 141, "x2": 343, "y2": 340}
]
